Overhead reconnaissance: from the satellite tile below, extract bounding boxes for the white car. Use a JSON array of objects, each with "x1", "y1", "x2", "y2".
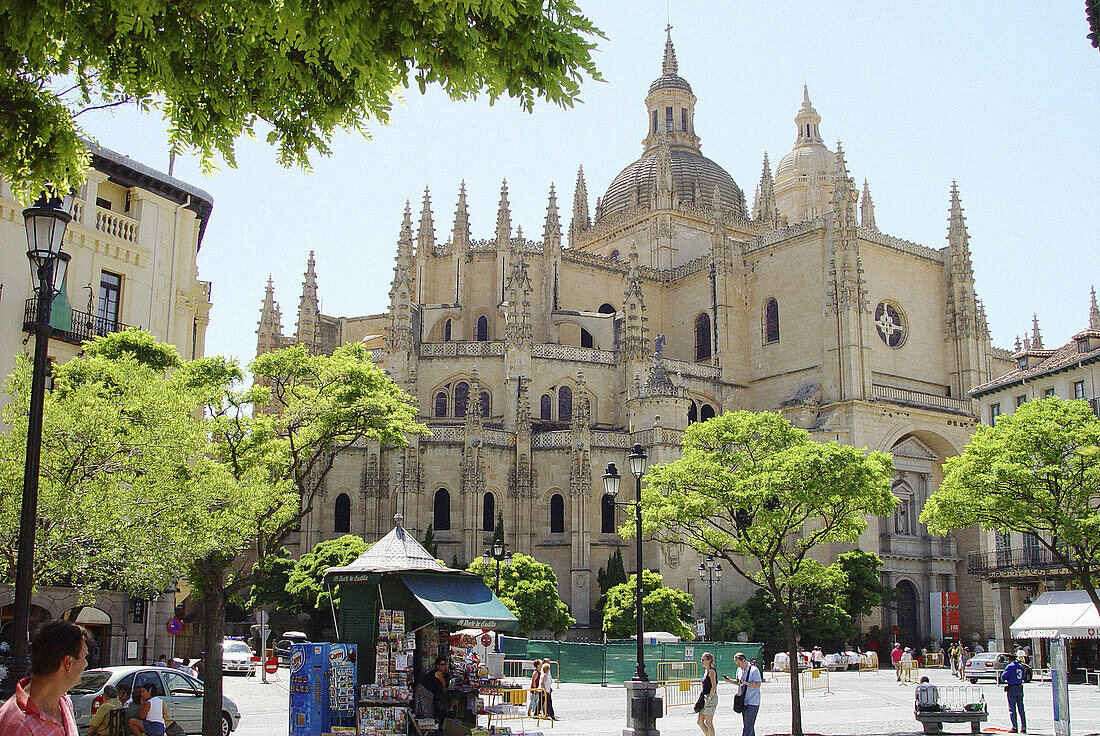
[{"x1": 221, "y1": 639, "x2": 256, "y2": 675}]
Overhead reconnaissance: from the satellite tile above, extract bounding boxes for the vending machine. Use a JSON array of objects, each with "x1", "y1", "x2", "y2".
[{"x1": 289, "y1": 642, "x2": 358, "y2": 736}]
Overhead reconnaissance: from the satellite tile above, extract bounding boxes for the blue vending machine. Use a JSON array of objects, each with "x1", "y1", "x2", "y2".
[{"x1": 289, "y1": 642, "x2": 358, "y2": 736}]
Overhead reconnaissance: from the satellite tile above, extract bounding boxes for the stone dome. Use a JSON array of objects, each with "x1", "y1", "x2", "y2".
[
  {"x1": 648, "y1": 73, "x2": 693, "y2": 95},
  {"x1": 599, "y1": 148, "x2": 746, "y2": 222},
  {"x1": 775, "y1": 143, "x2": 835, "y2": 181}
]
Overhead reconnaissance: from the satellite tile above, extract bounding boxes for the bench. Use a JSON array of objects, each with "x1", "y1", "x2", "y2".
[{"x1": 915, "y1": 710, "x2": 988, "y2": 734}]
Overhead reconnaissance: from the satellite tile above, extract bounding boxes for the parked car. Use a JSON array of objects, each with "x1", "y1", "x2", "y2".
[
  {"x1": 71, "y1": 665, "x2": 241, "y2": 736},
  {"x1": 274, "y1": 631, "x2": 310, "y2": 664},
  {"x1": 222, "y1": 638, "x2": 257, "y2": 675},
  {"x1": 964, "y1": 652, "x2": 1033, "y2": 683}
]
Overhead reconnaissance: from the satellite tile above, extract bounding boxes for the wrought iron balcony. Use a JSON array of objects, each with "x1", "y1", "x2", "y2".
[
  {"x1": 966, "y1": 544, "x2": 1089, "y2": 583},
  {"x1": 23, "y1": 297, "x2": 132, "y2": 346}
]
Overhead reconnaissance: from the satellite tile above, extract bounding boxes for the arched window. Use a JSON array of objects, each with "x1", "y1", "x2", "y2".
[
  {"x1": 598, "y1": 303, "x2": 616, "y2": 314},
  {"x1": 695, "y1": 313, "x2": 712, "y2": 361},
  {"x1": 700, "y1": 404, "x2": 715, "y2": 421},
  {"x1": 434, "y1": 391, "x2": 448, "y2": 418},
  {"x1": 763, "y1": 298, "x2": 780, "y2": 345},
  {"x1": 483, "y1": 492, "x2": 495, "y2": 532},
  {"x1": 580, "y1": 328, "x2": 594, "y2": 348},
  {"x1": 433, "y1": 488, "x2": 451, "y2": 531},
  {"x1": 454, "y1": 382, "x2": 469, "y2": 418},
  {"x1": 334, "y1": 493, "x2": 351, "y2": 533},
  {"x1": 558, "y1": 385, "x2": 573, "y2": 422},
  {"x1": 688, "y1": 400, "x2": 698, "y2": 424},
  {"x1": 895, "y1": 580, "x2": 919, "y2": 641},
  {"x1": 443, "y1": 319, "x2": 452, "y2": 342},
  {"x1": 601, "y1": 494, "x2": 616, "y2": 534},
  {"x1": 476, "y1": 315, "x2": 488, "y2": 341},
  {"x1": 550, "y1": 494, "x2": 565, "y2": 533},
  {"x1": 540, "y1": 394, "x2": 553, "y2": 421},
  {"x1": 479, "y1": 392, "x2": 490, "y2": 418}
]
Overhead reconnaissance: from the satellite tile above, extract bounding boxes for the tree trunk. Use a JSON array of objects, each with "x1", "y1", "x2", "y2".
[
  {"x1": 200, "y1": 563, "x2": 228, "y2": 736},
  {"x1": 782, "y1": 610, "x2": 804, "y2": 736}
]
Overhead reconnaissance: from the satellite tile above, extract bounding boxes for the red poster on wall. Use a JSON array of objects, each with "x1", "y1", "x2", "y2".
[{"x1": 942, "y1": 592, "x2": 960, "y2": 636}]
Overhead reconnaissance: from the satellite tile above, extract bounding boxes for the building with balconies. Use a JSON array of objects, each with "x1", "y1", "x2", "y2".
[
  {"x1": 966, "y1": 295, "x2": 1100, "y2": 652},
  {"x1": 0, "y1": 142, "x2": 214, "y2": 667}
]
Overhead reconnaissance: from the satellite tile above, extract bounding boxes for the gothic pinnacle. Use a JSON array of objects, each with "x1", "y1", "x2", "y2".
[
  {"x1": 452, "y1": 181, "x2": 470, "y2": 249},
  {"x1": 544, "y1": 183, "x2": 562, "y2": 244},
  {"x1": 1091, "y1": 286, "x2": 1100, "y2": 330},
  {"x1": 662, "y1": 26, "x2": 678, "y2": 76},
  {"x1": 1031, "y1": 314, "x2": 1044, "y2": 350},
  {"x1": 417, "y1": 186, "x2": 435, "y2": 253},
  {"x1": 495, "y1": 179, "x2": 511, "y2": 245},
  {"x1": 861, "y1": 179, "x2": 877, "y2": 231}
]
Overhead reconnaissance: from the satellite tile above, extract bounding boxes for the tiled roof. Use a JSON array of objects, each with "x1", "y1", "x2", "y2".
[
  {"x1": 970, "y1": 331, "x2": 1100, "y2": 397},
  {"x1": 325, "y1": 525, "x2": 456, "y2": 575}
]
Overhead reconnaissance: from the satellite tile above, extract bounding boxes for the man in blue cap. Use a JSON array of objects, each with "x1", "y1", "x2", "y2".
[{"x1": 997, "y1": 653, "x2": 1027, "y2": 733}]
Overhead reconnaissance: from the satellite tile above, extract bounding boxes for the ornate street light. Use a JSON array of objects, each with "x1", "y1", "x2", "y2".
[
  {"x1": 602, "y1": 443, "x2": 650, "y2": 681},
  {"x1": 482, "y1": 539, "x2": 512, "y2": 594},
  {"x1": 698, "y1": 556, "x2": 722, "y2": 641},
  {"x1": 1, "y1": 192, "x2": 73, "y2": 695}
]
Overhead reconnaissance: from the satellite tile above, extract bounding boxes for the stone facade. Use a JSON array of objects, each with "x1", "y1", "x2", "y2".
[
  {"x1": 0, "y1": 144, "x2": 214, "y2": 664},
  {"x1": 258, "y1": 34, "x2": 1017, "y2": 642},
  {"x1": 967, "y1": 296, "x2": 1100, "y2": 651}
]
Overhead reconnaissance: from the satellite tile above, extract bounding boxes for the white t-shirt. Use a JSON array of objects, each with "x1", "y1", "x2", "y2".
[
  {"x1": 736, "y1": 665, "x2": 761, "y2": 707},
  {"x1": 540, "y1": 672, "x2": 554, "y2": 693},
  {"x1": 144, "y1": 697, "x2": 165, "y2": 724}
]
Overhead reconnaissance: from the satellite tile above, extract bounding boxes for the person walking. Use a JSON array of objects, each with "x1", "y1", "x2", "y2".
[
  {"x1": 538, "y1": 662, "x2": 556, "y2": 721},
  {"x1": 527, "y1": 659, "x2": 542, "y2": 716},
  {"x1": 901, "y1": 647, "x2": 915, "y2": 683},
  {"x1": 733, "y1": 652, "x2": 761, "y2": 736},
  {"x1": 696, "y1": 652, "x2": 718, "y2": 736},
  {"x1": 891, "y1": 643, "x2": 904, "y2": 682},
  {"x1": 998, "y1": 653, "x2": 1027, "y2": 733},
  {"x1": 0, "y1": 619, "x2": 89, "y2": 736}
]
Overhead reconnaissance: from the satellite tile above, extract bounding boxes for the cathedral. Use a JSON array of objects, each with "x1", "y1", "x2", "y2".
[{"x1": 256, "y1": 33, "x2": 1014, "y2": 641}]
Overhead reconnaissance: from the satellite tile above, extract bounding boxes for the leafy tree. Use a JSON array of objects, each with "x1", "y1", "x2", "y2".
[
  {"x1": 601, "y1": 570, "x2": 694, "y2": 640},
  {"x1": 286, "y1": 535, "x2": 370, "y2": 638},
  {"x1": 190, "y1": 342, "x2": 424, "y2": 734},
  {"x1": 596, "y1": 547, "x2": 627, "y2": 598},
  {"x1": 421, "y1": 524, "x2": 439, "y2": 559},
  {"x1": 492, "y1": 510, "x2": 505, "y2": 547},
  {"x1": 245, "y1": 547, "x2": 296, "y2": 612},
  {"x1": 835, "y1": 549, "x2": 893, "y2": 631},
  {"x1": 921, "y1": 397, "x2": 1100, "y2": 621},
  {"x1": 466, "y1": 553, "x2": 574, "y2": 633},
  {"x1": 643, "y1": 410, "x2": 895, "y2": 736},
  {"x1": 0, "y1": 329, "x2": 234, "y2": 598},
  {"x1": 1, "y1": 0, "x2": 603, "y2": 200}
]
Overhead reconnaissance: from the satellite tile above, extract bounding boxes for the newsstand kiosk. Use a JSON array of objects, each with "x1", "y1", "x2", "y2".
[{"x1": 309, "y1": 518, "x2": 519, "y2": 736}]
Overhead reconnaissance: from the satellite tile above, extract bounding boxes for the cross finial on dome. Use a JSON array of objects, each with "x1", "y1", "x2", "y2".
[{"x1": 662, "y1": 26, "x2": 678, "y2": 76}]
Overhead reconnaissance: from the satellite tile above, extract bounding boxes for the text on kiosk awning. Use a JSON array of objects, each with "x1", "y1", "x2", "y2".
[
  {"x1": 399, "y1": 572, "x2": 519, "y2": 631},
  {"x1": 1009, "y1": 590, "x2": 1100, "y2": 639}
]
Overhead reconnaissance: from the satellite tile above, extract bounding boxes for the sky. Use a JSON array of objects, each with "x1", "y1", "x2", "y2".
[{"x1": 76, "y1": 1, "x2": 1100, "y2": 366}]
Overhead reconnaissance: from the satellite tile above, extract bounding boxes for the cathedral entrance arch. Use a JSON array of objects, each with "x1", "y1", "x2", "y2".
[
  {"x1": 0, "y1": 603, "x2": 51, "y2": 648},
  {"x1": 895, "y1": 580, "x2": 919, "y2": 643}
]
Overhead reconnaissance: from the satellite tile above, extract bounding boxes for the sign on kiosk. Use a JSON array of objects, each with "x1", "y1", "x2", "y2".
[{"x1": 930, "y1": 592, "x2": 960, "y2": 640}]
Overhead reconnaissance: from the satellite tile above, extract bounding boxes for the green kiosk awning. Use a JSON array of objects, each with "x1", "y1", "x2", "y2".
[{"x1": 399, "y1": 572, "x2": 519, "y2": 631}]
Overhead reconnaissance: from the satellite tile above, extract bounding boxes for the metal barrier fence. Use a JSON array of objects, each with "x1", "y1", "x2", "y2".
[
  {"x1": 858, "y1": 652, "x2": 879, "y2": 674},
  {"x1": 924, "y1": 652, "x2": 945, "y2": 668},
  {"x1": 800, "y1": 667, "x2": 832, "y2": 694},
  {"x1": 656, "y1": 661, "x2": 699, "y2": 683},
  {"x1": 662, "y1": 678, "x2": 703, "y2": 708},
  {"x1": 897, "y1": 660, "x2": 920, "y2": 683},
  {"x1": 502, "y1": 659, "x2": 559, "y2": 682},
  {"x1": 498, "y1": 638, "x2": 763, "y2": 685}
]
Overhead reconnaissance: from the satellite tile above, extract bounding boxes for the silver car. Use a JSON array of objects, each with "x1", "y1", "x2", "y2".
[
  {"x1": 71, "y1": 665, "x2": 241, "y2": 736},
  {"x1": 964, "y1": 652, "x2": 1033, "y2": 684},
  {"x1": 221, "y1": 639, "x2": 257, "y2": 675}
]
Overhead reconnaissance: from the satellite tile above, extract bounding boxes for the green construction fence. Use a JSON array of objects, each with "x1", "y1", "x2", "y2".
[{"x1": 499, "y1": 637, "x2": 764, "y2": 685}]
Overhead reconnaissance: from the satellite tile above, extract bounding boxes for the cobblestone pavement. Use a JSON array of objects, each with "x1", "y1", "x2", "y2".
[{"x1": 222, "y1": 666, "x2": 1100, "y2": 736}]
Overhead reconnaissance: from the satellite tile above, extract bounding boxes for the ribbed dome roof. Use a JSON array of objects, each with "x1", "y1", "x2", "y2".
[
  {"x1": 775, "y1": 144, "x2": 834, "y2": 180},
  {"x1": 649, "y1": 74, "x2": 693, "y2": 95},
  {"x1": 599, "y1": 147, "x2": 746, "y2": 222}
]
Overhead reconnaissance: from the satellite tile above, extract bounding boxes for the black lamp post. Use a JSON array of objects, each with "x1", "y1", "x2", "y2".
[
  {"x1": 698, "y1": 556, "x2": 721, "y2": 641},
  {"x1": 602, "y1": 443, "x2": 649, "y2": 681},
  {"x1": 482, "y1": 539, "x2": 512, "y2": 594},
  {"x1": 1, "y1": 192, "x2": 73, "y2": 695}
]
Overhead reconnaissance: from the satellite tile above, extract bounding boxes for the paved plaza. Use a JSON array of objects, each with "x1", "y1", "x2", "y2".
[{"x1": 223, "y1": 666, "x2": 1100, "y2": 736}]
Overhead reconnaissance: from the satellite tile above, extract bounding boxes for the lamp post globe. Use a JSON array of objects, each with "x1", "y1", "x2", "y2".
[{"x1": 1, "y1": 192, "x2": 73, "y2": 697}]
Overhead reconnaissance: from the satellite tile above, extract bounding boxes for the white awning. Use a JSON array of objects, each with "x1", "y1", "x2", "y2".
[{"x1": 1009, "y1": 590, "x2": 1100, "y2": 639}]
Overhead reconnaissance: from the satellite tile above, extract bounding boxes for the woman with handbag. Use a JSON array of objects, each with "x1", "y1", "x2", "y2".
[{"x1": 695, "y1": 652, "x2": 718, "y2": 736}]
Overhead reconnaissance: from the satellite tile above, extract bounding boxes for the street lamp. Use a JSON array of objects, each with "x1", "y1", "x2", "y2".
[
  {"x1": 1, "y1": 191, "x2": 73, "y2": 695},
  {"x1": 607, "y1": 440, "x2": 646, "y2": 682},
  {"x1": 482, "y1": 539, "x2": 512, "y2": 594},
  {"x1": 698, "y1": 556, "x2": 722, "y2": 641}
]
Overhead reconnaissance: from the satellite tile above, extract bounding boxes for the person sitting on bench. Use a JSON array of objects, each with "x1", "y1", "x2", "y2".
[{"x1": 915, "y1": 676, "x2": 941, "y2": 712}]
